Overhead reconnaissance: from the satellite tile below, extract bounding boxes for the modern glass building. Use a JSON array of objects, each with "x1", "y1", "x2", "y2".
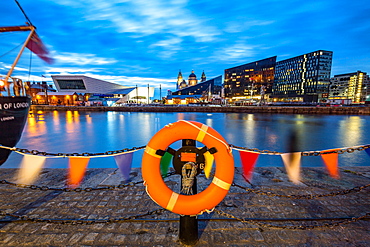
[
  {"x1": 51, "y1": 75, "x2": 154, "y2": 105},
  {"x1": 330, "y1": 71, "x2": 369, "y2": 103},
  {"x1": 223, "y1": 57, "x2": 276, "y2": 102},
  {"x1": 272, "y1": 50, "x2": 333, "y2": 102}
]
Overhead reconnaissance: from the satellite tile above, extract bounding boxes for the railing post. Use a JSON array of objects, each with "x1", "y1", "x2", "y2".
[{"x1": 179, "y1": 139, "x2": 199, "y2": 245}]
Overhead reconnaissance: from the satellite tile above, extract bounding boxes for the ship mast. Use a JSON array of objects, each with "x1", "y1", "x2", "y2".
[
  {"x1": 0, "y1": 25, "x2": 35, "y2": 96},
  {"x1": 0, "y1": 0, "x2": 36, "y2": 96}
]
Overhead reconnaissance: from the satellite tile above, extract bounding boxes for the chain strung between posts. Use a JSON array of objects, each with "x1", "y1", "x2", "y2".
[
  {"x1": 1, "y1": 208, "x2": 368, "y2": 228},
  {"x1": 0, "y1": 171, "x2": 176, "y2": 192},
  {"x1": 214, "y1": 209, "x2": 370, "y2": 230},
  {"x1": 2, "y1": 143, "x2": 370, "y2": 157},
  {"x1": 231, "y1": 182, "x2": 370, "y2": 199},
  {"x1": 0, "y1": 173, "x2": 368, "y2": 198},
  {"x1": 0, "y1": 208, "x2": 166, "y2": 225},
  {"x1": 229, "y1": 144, "x2": 370, "y2": 156},
  {"x1": 12, "y1": 146, "x2": 146, "y2": 157}
]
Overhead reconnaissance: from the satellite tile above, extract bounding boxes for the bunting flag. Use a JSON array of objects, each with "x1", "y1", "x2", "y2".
[
  {"x1": 160, "y1": 152, "x2": 173, "y2": 177},
  {"x1": 68, "y1": 157, "x2": 90, "y2": 188},
  {"x1": 281, "y1": 152, "x2": 301, "y2": 184},
  {"x1": 26, "y1": 32, "x2": 54, "y2": 64},
  {"x1": 239, "y1": 150, "x2": 259, "y2": 181},
  {"x1": 17, "y1": 155, "x2": 46, "y2": 184},
  {"x1": 203, "y1": 151, "x2": 214, "y2": 179},
  {"x1": 114, "y1": 152, "x2": 134, "y2": 181},
  {"x1": 321, "y1": 150, "x2": 340, "y2": 179},
  {"x1": 365, "y1": 148, "x2": 370, "y2": 157}
]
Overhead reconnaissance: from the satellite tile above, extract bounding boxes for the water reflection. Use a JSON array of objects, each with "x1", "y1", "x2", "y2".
[{"x1": 3, "y1": 112, "x2": 370, "y2": 168}]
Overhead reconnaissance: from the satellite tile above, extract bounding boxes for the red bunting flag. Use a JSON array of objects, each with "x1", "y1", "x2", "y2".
[
  {"x1": 68, "y1": 157, "x2": 90, "y2": 188},
  {"x1": 321, "y1": 150, "x2": 340, "y2": 179},
  {"x1": 26, "y1": 32, "x2": 54, "y2": 64},
  {"x1": 281, "y1": 152, "x2": 301, "y2": 184},
  {"x1": 239, "y1": 151, "x2": 259, "y2": 181},
  {"x1": 114, "y1": 152, "x2": 134, "y2": 182}
]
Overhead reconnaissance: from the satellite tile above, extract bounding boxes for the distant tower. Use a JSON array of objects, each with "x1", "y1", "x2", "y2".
[
  {"x1": 201, "y1": 70, "x2": 206, "y2": 82},
  {"x1": 188, "y1": 70, "x2": 198, "y2": 86},
  {"x1": 177, "y1": 70, "x2": 183, "y2": 89}
]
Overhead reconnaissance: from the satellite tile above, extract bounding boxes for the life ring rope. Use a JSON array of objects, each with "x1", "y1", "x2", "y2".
[
  {"x1": 166, "y1": 192, "x2": 179, "y2": 211},
  {"x1": 178, "y1": 120, "x2": 231, "y2": 153},
  {"x1": 144, "y1": 146, "x2": 161, "y2": 158},
  {"x1": 212, "y1": 176, "x2": 231, "y2": 190}
]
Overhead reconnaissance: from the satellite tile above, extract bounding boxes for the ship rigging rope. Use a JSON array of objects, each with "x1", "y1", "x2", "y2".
[{"x1": 0, "y1": 42, "x2": 24, "y2": 59}]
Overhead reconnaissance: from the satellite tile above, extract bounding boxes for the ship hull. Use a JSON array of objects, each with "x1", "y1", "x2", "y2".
[{"x1": 0, "y1": 96, "x2": 31, "y2": 165}]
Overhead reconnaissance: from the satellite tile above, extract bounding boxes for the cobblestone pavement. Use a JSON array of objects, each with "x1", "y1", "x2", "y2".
[{"x1": 0, "y1": 166, "x2": 369, "y2": 246}]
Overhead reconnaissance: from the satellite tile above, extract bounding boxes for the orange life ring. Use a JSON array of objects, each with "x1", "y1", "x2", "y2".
[{"x1": 141, "y1": 120, "x2": 234, "y2": 215}]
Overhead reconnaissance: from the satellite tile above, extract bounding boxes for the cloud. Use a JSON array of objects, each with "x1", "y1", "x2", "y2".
[
  {"x1": 45, "y1": 67, "x2": 100, "y2": 74},
  {"x1": 82, "y1": 73, "x2": 175, "y2": 88},
  {"x1": 224, "y1": 20, "x2": 275, "y2": 33},
  {"x1": 52, "y1": 52, "x2": 117, "y2": 66},
  {"x1": 213, "y1": 42, "x2": 256, "y2": 62},
  {"x1": 55, "y1": 0, "x2": 220, "y2": 42}
]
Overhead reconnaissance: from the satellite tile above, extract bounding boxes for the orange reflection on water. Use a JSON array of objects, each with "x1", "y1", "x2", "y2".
[{"x1": 26, "y1": 111, "x2": 47, "y2": 137}]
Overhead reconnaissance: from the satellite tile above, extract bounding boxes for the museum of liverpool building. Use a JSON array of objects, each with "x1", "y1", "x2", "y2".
[{"x1": 35, "y1": 75, "x2": 155, "y2": 106}]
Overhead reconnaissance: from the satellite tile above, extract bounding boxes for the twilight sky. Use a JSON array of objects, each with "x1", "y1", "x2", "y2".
[{"x1": 1, "y1": 0, "x2": 370, "y2": 97}]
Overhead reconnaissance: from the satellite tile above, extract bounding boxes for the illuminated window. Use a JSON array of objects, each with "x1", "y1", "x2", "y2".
[{"x1": 57, "y1": 80, "x2": 86, "y2": 90}]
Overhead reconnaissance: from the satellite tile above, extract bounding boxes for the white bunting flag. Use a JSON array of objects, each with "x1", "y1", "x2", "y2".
[
  {"x1": 281, "y1": 152, "x2": 301, "y2": 184},
  {"x1": 17, "y1": 155, "x2": 46, "y2": 184}
]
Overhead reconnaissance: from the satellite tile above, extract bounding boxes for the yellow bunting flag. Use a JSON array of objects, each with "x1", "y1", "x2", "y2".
[
  {"x1": 68, "y1": 157, "x2": 90, "y2": 188},
  {"x1": 321, "y1": 150, "x2": 340, "y2": 179},
  {"x1": 239, "y1": 151, "x2": 259, "y2": 182},
  {"x1": 203, "y1": 151, "x2": 214, "y2": 179},
  {"x1": 281, "y1": 152, "x2": 301, "y2": 184},
  {"x1": 17, "y1": 155, "x2": 46, "y2": 184}
]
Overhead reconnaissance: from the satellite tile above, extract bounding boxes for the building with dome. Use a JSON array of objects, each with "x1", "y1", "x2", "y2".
[
  {"x1": 177, "y1": 70, "x2": 206, "y2": 90},
  {"x1": 168, "y1": 72, "x2": 223, "y2": 104}
]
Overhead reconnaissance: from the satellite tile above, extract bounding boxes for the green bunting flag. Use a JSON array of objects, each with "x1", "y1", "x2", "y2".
[{"x1": 160, "y1": 152, "x2": 173, "y2": 176}]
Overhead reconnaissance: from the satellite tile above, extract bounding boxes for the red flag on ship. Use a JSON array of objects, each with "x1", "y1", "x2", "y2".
[{"x1": 26, "y1": 32, "x2": 54, "y2": 64}]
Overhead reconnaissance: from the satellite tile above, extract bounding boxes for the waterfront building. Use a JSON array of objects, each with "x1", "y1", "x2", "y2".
[
  {"x1": 168, "y1": 75, "x2": 222, "y2": 104},
  {"x1": 330, "y1": 71, "x2": 369, "y2": 103},
  {"x1": 25, "y1": 81, "x2": 56, "y2": 104},
  {"x1": 50, "y1": 75, "x2": 154, "y2": 105},
  {"x1": 223, "y1": 57, "x2": 276, "y2": 103},
  {"x1": 272, "y1": 50, "x2": 333, "y2": 103},
  {"x1": 177, "y1": 70, "x2": 206, "y2": 90}
]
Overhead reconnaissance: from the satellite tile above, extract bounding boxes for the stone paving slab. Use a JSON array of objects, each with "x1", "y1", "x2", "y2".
[{"x1": 0, "y1": 166, "x2": 369, "y2": 246}]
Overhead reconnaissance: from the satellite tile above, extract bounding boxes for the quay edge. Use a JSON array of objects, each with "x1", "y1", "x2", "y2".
[{"x1": 30, "y1": 105, "x2": 370, "y2": 115}]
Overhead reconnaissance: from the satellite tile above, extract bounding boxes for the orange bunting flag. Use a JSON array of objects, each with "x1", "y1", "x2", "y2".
[
  {"x1": 281, "y1": 152, "x2": 301, "y2": 184},
  {"x1": 321, "y1": 151, "x2": 340, "y2": 179},
  {"x1": 17, "y1": 155, "x2": 46, "y2": 185},
  {"x1": 68, "y1": 157, "x2": 90, "y2": 188},
  {"x1": 239, "y1": 151, "x2": 259, "y2": 181}
]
